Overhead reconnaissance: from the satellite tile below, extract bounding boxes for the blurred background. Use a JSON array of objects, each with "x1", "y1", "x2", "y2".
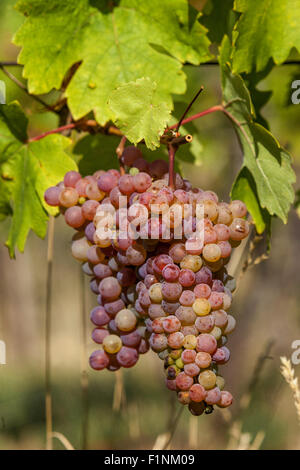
[{"x1": 0, "y1": 0, "x2": 299, "y2": 450}]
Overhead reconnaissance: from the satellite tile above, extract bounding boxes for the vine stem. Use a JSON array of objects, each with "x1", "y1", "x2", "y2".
[
  {"x1": 80, "y1": 268, "x2": 89, "y2": 450},
  {"x1": 168, "y1": 143, "x2": 176, "y2": 190},
  {"x1": 0, "y1": 64, "x2": 58, "y2": 113},
  {"x1": 116, "y1": 135, "x2": 126, "y2": 175},
  {"x1": 45, "y1": 216, "x2": 54, "y2": 450},
  {"x1": 168, "y1": 105, "x2": 223, "y2": 130}
]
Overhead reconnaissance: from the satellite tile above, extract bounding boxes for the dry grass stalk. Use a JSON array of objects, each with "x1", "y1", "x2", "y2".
[{"x1": 280, "y1": 357, "x2": 300, "y2": 425}]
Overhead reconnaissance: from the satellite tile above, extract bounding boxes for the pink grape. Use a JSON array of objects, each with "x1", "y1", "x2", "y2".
[
  {"x1": 175, "y1": 372, "x2": 193, "y2": 391},
  {"x1": 195, "y1": 267, "x2": 212, "y2": 286},
  {"x1": 116, "y1": 346, "x2": 139, "y2": 368},
  {"x1": 64, "y1": 171, "x2": 81, "y2": 188},
  {"x1": 209, "y1": 292, "x2": 224, "y2": 310},
  {"x1": 132, "y1": 172, "x2": 152, "y2": 192},
  {"x1": 175, "y1": 306, "x2": 196, "y2": 326},
  {"x1": 196, "y1": 333, "x2": 217, "y2": 354},
  {"x1": 178, "y1": 269, "x2": 196, "y2": 287},
  {"x1": 133, "y1": 158, "x2": 150, "y2": 172},
  {"x1": 120, "y1": 330, "x2": 142, "y2": 348},
  {"x1": 194, "y1": 283, "x2": 211, "y2": 299},
  {"x1": 161, "y1": 300, "x2": 180, "y2": 314},
  {"x1": 184, "y1": 363, "x2": 200, "y2": 377},
  {"x1": 212, "y1": 310, "x2": 228, "y2": 328},
  {"x1": 217, "y1": 391, "x2": 233, "y2": 408},
  {"x1": 167, "y1": 331, "x2": 184, "y2": 348},
  {"x1": 169, "y1": 243, "x2": 186, "y2": 263},
  {"x1": 218, "y1": 240, "x2": 232, "y2": 258},
  {"x1": 149, "y1": 159, "x2": 168, "y2": 178},
  {"x1": 118, "y1": 174, "x2": 135, "y2": 195},
  {"x1": 212, "y1": 280, "x2": 225, "y2": 293},
  {"x1": 230, "y1": 200, "x2": 247, "y2": 218},
  {"x1": 126, "y1": 244, "x2": 146, "y2": 266},
  {"x1": 152, "y1": 318, "x2": 164, "y2": 334},
  {"x1": 153, "y1": 254, "x2": 173, "y2": 275},
  {"x1": 75, "y1": 178, "x2": 89, "y2": 197},
  {"x1": 44, "y1": 186, "x2": 61, "y2": 206},
  {"x1": 214, "y1": 223, "x2": 230, "y2": 241},
  {"x1": 121, "y1": 146, "x2": 142, "y2": 166},
  {"x1": 162, "y1": 264, "x2": 180, "y2": 282},
  {"x1": 205, "y1": 387, "x2": 221, "y2": 405},
  {"x1": 90, "y1": 306, "x2": 110, "y2": 326},
  {"x1": 104, "y1": 299, "x2": 125, "y2": 316},
  {"x1": 89, "y1": 350, "x2": 110, "y2": 370},
  {"x1": 93, "y1": 263, "x2": 113, "y2": 279},
  {"x1": 98, "y1": 172, "x2": 119, "y2": 193},
  {"x1": 150, "y1": 333, "x2": 168, "y2": 352},
  {"x1": 229, "y1": 218, "x2": 250, "y2": 240},
  {"x1": 92, "y1": 328, "x2": 109, "y2": 344},
  {"x1": 195, "y1": 315, "x2": 215, "y2": 333},
  {"x1": 179, "y1": 290, "x2": 195, "y2": 306},
  {"x1": 162, "y1": 316, "x2": 181, "y2": 333},
  {"x1": 82, "y1": 200, "x2": 99, "y2": 220},
  {"x1": 181, "y1": 349, "x2": 196, "y2": 364},
  {"x1": 65, "y1": 206, "x2": 85, "y2": 228},
  {"x1": 162, "y1": 282, "x2": 182, "y2": 301},
  {"x1": 189, "y1": 383, "x2": 207, "y2": 402},
  {"x1": 99, "y1": 276, "x2": 122, "y2": 301}
]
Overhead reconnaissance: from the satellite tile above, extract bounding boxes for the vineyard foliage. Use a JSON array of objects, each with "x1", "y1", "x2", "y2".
[{"x1": 0, "y1": 0, "x2": 298, "y2": 256}]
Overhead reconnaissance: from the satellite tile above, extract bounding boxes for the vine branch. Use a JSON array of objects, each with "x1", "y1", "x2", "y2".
[{"x1": 0, "y1": 64, "x2": 59, "y2": 113}]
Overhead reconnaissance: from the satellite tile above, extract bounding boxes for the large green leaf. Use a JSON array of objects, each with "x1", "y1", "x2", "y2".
[
  {"x1": 109, "y1": 78, "x2": 171, "y2": 149},
  {"x1": 0, "y1": 102, "x2": 77, "y2": 257},
  {"x1": 74, "y1": 134, "x2": 121, "y2": 176},
  {"x1": 232, "y1": 0, "x2": 300, "y2": 73},
  {"x1": 201, "y1": 0, "x2": 237, "y2": 44},
  {"x1": 220, "y1": 37, "x2": 296, "y2": 229},
  {"x1": 14, "y1": 0, "x2": 211, "y2": 126}
]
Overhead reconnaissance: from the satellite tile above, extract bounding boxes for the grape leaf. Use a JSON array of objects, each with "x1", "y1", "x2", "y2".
[
  {"x1": 74, "y1": 134, "x2": 121, "y2": 176},
  {"x1": 231, "y1": 167, "x2": 269, "y2": 234},
  {"x1": 232, "y1": 0, "x2": 300, "y2": 73},
  {"x1": 201, "y1": 0, "x2": 237, "y2": 44},
  {"x1": 14, "y1": 0, "x2": 211, "y2": 127},
  {"x1": 14, "y1": 0, "x2": 93, "y2": 94},
  {"x1": 220, "y1": 37, "x2": 296, "y2": 227},
  {"x1": 108, "y1": 78, "x2": 171, "y2": 150},
  {"x1": 0, "y1": 101, "x2": 77, "y2": 257}
]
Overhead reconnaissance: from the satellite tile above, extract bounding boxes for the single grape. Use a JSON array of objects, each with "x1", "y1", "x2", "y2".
[
  {"x1": 89, "y1": 350, "x2": 110, "y2": 370},
  {"x1": 217, "y1": 391, "x2": 233, "y2": 408},
  {"x1": 189, "y1": 383, "x2": 207, "y2": 402},
  {"x1": 99, "y1": 276, "x2": 122, "y2": 301},
  {"x1": 177, "y1": 391, "x2": 191, "y2": 405},
  {"x1": 82, "y1": 200, "x2": 99, "y2": 220},
  {"x1": 182, "y1": 334, "x2": 197, "y2": 349},
  {"x1": 216, "y1": 376, "x2": 225, "y2": 391},
  {"x1": 195, "y1": 351, "x2": 212, "y2": 369},
  {"x1": 132, "y1": 172, "x2": 152, "y2": 192},
  {"x1": 133, "y1": 158, "x2": 150, "y2": 173},
  {"x1": 210, "y1": 326, "x2": 222, "y2": 341},
  {"x1": 180, "y1": 255, "x2": 202, "y2": 272},
  {"x1": 162, "y1": 282, "x2": 183, "y2": 301},
  {"x1": 93, "y1": 263, "x2": 113, "y2": 279},
  {"x1": 116, "y1": 267, "x2": 136, "y2": 287},
  {"x1": 203, "y1": 243, "x2": 222, "y2": 263},
  {"x1": 118, "y1": 174, "x2": 135, "y2": 195},
  {"x1": 224, "y1": 314, "x2": 236, "y2": 333},
  {"x1": 148, "y1": 303, "x2": 165, "y2": 319},
  {"x1": 212, "y1": 346, "x2": 230, "y2": 364},
  {"x1": 230, "y1": 200, "x2": 247, "y2": 218},
  {"x1": 166, "y1": 378, "x2": 177, "y2": 391},
  {"x1": 149, "y1": 159, "x2": 169, "y2": 178},
  {"x1": 90, "y1": 306, "x2": 111, "y2": 327},
  {"x1": 103, "y1": 334, "x2": 122, "y2": 354},
  {"x1": 209, "y1": 291, "x2": 224, "y2": 310},
  {"x1": 175, "y1": 372, "x2": 194, "y2": 391},
  {"x1": 175, "y1": 306, "x2": 197, "y2": 326},
  {"x1": 196, "y1": 334, "x2": 217, "y2": 355},
  {"x1": 91, "y1": 328, "x2": 109, "y2": 344},
  {"x1": 162, "y1": 264, "x2": 180, "y2": 282},
  {"x1": 168, "y1": 331, "x2": 184, "y2": 349},
  {"x1": 195, "y1": 315, "x2": 215, "y2": 333},
  {"x1": 65, "y1": 206, "x2": 85, "y2": 228},
  {"x1": 195, "y1": 267, "x2": 213, "y2": 286},
  {"x1": 194, "y1": 283, "x2": 211, "y2": 299},
  {"x1": 179, "y1": 290, "x2": 195, "y2": 306},
  {"x1": 71, "y1": 237, "x2": 90, "y2": 261},
  {"x1": 216, "y1": 202, "x2": 233, "y2": 225},
  {"x1": 115, "y1": 309, "x2": 137, "y2": 332},
  {"x1": 126, "y1": 244, "x2": 146, "y2": 266},
  {"x1": 117, "y1": 346, "x2": 139, "y2": 368},
  {"x1": 150, "y1": 333, "x2": 168, "y2": 352},
  {"x1": 90, "y1": 278, "x2": 100, "y2": 295},
  {"x1": 162, "y1": 315, "x2": 181, "y2": 333},
  {"x1": 192, "y1": 298, "x2": 211, "y2": 316},
  {"x1": 44, "y1": 186, "x2": 61, "y2": 206},
  {"x1": 205, "y1": 387, "x2": 221, "y2": 405},
  {"x1": 229, "y1": 218, "x2": 250, "y2": 240},
  {"x1": 121, "y1": 146, "x2": 142, "y2": 166},
  {"x1": 98, "y1": 172, "x2": 120, "y2": 193},
  {"x1": 198, "y1": 370, "x2": 217, "y2": 390},
  {"x1": 104, "y1": 298, "x2": 125, "y2": 316},
  {"x1": 178, "y1": 269, "x2": 196, "y2": 287},
  {"x1": 64, "y1": 171, "x2": 81, "y2": 188},
  {"x1": 169, "y1": 242, "x2": 186, "y2": 263},
  {"x1": 152, "y1": 317, "x2": 164, "y2": 334},
  {"x1": 181, "y1": 349, "x2": 196, "y2": 364},
  {"x1": 149, "y1": 283, "x2": 163, "y2": 303},
  {"x1": 121, "y1": 330, "x2": 142, "y2": 348},
  {"x1": 75, "y1": 178, "x2": 89, "y2": 197},
  {"x1": 212, "y1": 310, "x2": 228, "y2": 328},
  {"x1": 184, "y1": 363, "x2": 200, "y2": 377},
  {"x1": 188, "y1": 401, "x2": 206, "y2": 416}
]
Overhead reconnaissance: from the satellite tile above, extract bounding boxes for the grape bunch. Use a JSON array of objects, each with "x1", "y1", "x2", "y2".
[{"x1": 44, "y1": 145, "x2": 249, "y2": 415}]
